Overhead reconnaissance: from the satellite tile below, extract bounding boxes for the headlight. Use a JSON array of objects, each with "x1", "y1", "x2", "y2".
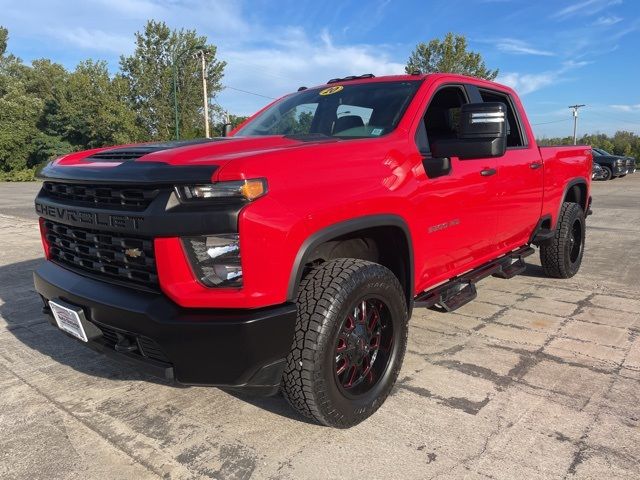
[
  {"x1": 175, "y1": 179, "x2": 267, "y2": 202},
  {"x1": 182, "y1": 234, "x2": 242, "y2": 287}
]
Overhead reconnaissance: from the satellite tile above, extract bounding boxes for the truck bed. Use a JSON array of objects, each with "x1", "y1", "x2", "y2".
[{"x1": 539, "y1": 145, "x2": 592, "y2": 226}]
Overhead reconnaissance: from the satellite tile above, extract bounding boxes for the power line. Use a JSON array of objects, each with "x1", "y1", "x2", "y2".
[
  {"x1": 590, "y1": 112, "x2": 640, "y2": 127},
  {"x1": 223, "y1": 85, "x2": 276, "y2": 100},
  {"x1": 531, "y1": 118, "x2": 572, "y2": 126}
]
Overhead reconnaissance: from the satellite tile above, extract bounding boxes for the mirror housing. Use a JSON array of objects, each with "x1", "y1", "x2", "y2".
[{"x1": 431, "y1": 102, "x2": 507, "y2": 160}]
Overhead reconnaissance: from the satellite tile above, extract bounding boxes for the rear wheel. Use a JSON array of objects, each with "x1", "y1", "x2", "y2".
[
  {"x1": 540, "y1": 202, "x2": 585, "y2": 278},
  {"x1": 282, "y1": 258, "x2": 408, "y2": 428}
]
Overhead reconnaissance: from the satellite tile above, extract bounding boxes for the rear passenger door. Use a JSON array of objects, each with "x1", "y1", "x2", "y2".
[{"x1": 472, "y1": 86, "x2": 543, "y2": 249}]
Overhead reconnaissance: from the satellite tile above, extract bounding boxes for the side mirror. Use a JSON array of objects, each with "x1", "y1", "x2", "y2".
[{"x1": 431, "y1": 102, "x2": 507, "y2": 160}]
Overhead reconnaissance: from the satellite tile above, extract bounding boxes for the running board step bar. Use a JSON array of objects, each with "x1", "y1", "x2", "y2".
[{"x1": 414, "y1": 246, "x2": 535, "y2": 312}]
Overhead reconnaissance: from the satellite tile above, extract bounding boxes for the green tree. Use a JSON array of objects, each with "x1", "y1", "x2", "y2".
[
  {"x1": 0, "y1": 26, "x2": 7, "y2": 57},
  {"x1": 0, "y1": 81, "x2": 42, "y2": 173},
  {"x1": 0, "y1": 27, "x2": 43, "y2": 175},
  {"x1": 47, "y1": 60, "x2": 140, "y2": 149},
  {"x1": 405, "y1": 32, "x2": 499, "y2": 80},
  {"x1": 120, "y1": 20, "x2": 226, "y2": 140}
]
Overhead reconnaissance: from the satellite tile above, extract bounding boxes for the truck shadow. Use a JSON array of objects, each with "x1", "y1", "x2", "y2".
[
  {"x1": 0, "y1": 258, "x2": 172, "y2": 385},
  {"x1": 0, "y1": 258, "x2": 310, "y2": 423},
  {"x1": 520, "y1": 263, "x2": 547, "y2": 278}
]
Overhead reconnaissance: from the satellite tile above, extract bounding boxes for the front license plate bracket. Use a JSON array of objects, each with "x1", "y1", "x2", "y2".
[{"x1": 48, "y1": 299, "x2": 102, "y2": 342}]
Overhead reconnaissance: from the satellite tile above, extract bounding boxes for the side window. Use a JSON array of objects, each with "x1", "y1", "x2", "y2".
[
  {"x1": 422, "y1": 86, "x2": 468, "y2": 149},
  {"x1": 479, "y1": 90, "x2": 525, "y2": 147},
  {"x1": 415, "y1": 86, "x2": 468, "y2": 178}
]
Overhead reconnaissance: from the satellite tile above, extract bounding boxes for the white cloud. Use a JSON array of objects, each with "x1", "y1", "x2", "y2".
[
  {"x1": 610, "y1": 104, "x2": 640, "y2": 112},
  {"x1": 46, "y1": 27, "x2": 133, "y2": 54},
  {"x1": 218, "y1": 30, "x2": 405, "y2": 115},
  {"x1": 551, "y1": 0, "x2": 622, "y2": 20},
  {"x1": 494, "y1": 38, "x2": 554, "y2": 56},
  {"x1": 498, "y1": 72, "x2": 557, "y2": 95},
  {"x1": 498, "y1": 61, "x2": 589, "y2": 95},
  {"x1": 91, "y1": 0, "x2": 162, "y2": 18},
  {"x1": 592, "y1": 15, "x2": 623, "y2": 26}
]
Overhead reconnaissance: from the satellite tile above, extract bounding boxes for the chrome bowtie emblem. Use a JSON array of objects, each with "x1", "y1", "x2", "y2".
[{"x1": 124, "y1": 248, "x2": 142, "y2": 258}]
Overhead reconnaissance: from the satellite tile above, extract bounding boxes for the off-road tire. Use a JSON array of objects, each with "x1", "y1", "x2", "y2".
[
  {"x1": 281, "y1": 258, "x2": 408, "y2": 428},
  {"x1": 540, "y1": 202, "x2": 585, "y2": 278}
]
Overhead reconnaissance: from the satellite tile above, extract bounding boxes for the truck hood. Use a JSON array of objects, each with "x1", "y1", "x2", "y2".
[{"x1": 42, "y1": 136, "x2": 341, "y2": 184}]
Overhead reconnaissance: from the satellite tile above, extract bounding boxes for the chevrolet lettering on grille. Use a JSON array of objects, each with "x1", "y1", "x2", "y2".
[{"x1": 35, "y1": 202, "x2": 144, "y2": 230}]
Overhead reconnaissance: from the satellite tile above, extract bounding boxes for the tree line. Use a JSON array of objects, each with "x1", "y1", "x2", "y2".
[
  {"x1": 538, "y1": 132, "x2": 640, "y2": 162},
  {"x1": 1, "y1": 26, "x2": 637, "y2": 181},
  {"x1": 0, "y1": 21, "x2": 227, "y2": 180}
]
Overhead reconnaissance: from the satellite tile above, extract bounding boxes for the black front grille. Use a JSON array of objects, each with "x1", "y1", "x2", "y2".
[
  {"x1": 44, "y1": 220, "x2": 158, "y2": 290},
  {"x1": 43, "y1": 182, "x2": 159, "y2": 210}
]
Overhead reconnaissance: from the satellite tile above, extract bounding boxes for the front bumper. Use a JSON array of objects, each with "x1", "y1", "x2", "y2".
[
  {"x1": 613, "y1": 165, "x2": 627, "y2": 176},
  {"x1": 34, "y1": 261, "x2": 297, "y2": 394}
]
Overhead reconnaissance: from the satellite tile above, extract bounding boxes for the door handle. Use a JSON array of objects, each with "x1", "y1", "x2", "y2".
[
  {"x1": 530, "y1": 162, "x2": 543, "y2": 169},
  {"x1": 480, "y1": 168, "x2": 497, "y2": 177}
]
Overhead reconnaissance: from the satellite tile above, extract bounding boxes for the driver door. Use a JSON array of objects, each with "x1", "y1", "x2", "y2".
[{"x1": 412, "y1": 85, "x2": 500, "y2": 288}]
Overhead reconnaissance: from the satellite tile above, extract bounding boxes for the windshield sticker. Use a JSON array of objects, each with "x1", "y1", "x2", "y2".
[
  {"x1": 371, "y1": 128, "x2": 383, "y2": 136},
  {"x1": 319, "y1": 85, "x2": 344, "y2": 96}
]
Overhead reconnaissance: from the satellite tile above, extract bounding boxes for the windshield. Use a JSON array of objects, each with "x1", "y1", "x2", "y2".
[
  {"x1": 235, "y1": 80, "x2": 422, "y2": 139},
  {"x1": 594, "y1": 148, "x2": 612, "y2": 156}
]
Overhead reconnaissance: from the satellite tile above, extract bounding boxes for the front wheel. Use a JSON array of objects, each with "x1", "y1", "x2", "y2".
[
  {"x1": 601, "y1": 166, "x2": 613, "y2": 181},
  {"x1": 540, "y1": 202, "x2": 585, "y2": 278},
  {"x1": 282, "y1": 258, "x2": 408, "y2": 428}
]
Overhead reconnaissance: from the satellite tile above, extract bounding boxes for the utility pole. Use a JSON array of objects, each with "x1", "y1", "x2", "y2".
[
  {"x1": 199, "y1": 50, "x2": 210, "y2": 138},
  {"x1": 569, "y1": 104, "x2": 586, "y2": 145},
  {"x1": 172, "y1": 44, "x2": 206, "y2": 140}
]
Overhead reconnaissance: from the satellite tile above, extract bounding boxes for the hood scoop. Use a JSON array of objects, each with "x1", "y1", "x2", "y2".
[{"x1": 87, "y1": 138, "x2": 228, "y2": 162}]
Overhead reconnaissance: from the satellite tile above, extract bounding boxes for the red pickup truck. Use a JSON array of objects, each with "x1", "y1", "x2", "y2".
[{"x1": 33, "y1": 73, "x2": 592, "y2": 428}]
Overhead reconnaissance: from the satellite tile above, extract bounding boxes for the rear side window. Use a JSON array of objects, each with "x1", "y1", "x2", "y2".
[{"x1": 479, "y1": 89, "x2": 526, "y2": 148}]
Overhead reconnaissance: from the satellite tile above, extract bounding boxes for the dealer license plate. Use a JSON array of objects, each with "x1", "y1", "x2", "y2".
[{"x1": 49, "y1": 300, "x2": 88, "y2": 342}]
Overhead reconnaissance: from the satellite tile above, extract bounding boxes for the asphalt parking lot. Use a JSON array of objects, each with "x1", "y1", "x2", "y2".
[{"x1": 1, "y1": 178, "x2": 639, "y2": 480}]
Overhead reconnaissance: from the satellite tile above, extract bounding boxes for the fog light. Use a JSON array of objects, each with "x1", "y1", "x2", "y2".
[{"x1": 182, "y1": 234, "x2": 242, "y2": 287}]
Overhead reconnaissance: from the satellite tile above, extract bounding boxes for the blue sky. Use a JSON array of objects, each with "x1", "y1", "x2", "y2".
[{"x1": 2, "y1": 0, "x2": 639, "y2": 137}]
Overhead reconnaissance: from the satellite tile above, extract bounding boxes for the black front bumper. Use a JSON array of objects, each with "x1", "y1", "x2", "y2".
[
  {"x1": 34, "y1": 261, "x2": 297, "y2": 395},
  {"x1": 613, "y1": 165, "x2": 627, "y2": 176}
]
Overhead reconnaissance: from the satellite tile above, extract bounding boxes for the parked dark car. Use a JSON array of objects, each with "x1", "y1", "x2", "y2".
[
  {"x1": 592, "y1": 162, "x2": 606, "y2": 180},
  {"x1": 592, "y1": 148, "x2": 627, "y2": 180}
]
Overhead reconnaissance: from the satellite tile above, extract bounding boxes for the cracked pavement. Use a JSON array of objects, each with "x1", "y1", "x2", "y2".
[{"x1": 1, "y1": 178, "x2": 639, "y2": 479}]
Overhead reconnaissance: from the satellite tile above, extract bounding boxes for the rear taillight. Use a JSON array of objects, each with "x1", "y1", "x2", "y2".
[{"x1": 38, "y1": 218, "x2": 51, "y2": 259}]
